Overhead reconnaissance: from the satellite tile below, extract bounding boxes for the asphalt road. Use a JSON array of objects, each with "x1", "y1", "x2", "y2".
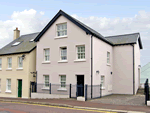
[{"x1": 0, "y1": 102, "x2": 118, "y2": 113}]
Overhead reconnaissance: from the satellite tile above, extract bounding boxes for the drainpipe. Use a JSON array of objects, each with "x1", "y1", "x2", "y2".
[
  {"x1": 91, "y1": 35, "x2": 93, "y2": 99},
  {"x1": 131, "y1": 44, "x2": 135, "y2": 95}
]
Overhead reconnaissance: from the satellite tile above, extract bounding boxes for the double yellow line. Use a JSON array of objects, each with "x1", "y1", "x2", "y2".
[{"x1": 0, "y1": 101, "x2": 117, "y2": 113}]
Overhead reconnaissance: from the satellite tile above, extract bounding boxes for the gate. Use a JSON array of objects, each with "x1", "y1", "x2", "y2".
[{"x1": 144, "y1": 79, "x2": 149, "y2": 105}]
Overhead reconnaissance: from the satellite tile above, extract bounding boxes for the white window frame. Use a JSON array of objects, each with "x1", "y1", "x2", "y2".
[
  {"x1": 8, "y1": 58, "x2": 12, "y2": 69},
  {"x1": 44, "y1": 75, "x2": 49, "y2": 88},
  {"x1": 0, "y1": 58, "x2": 2, "y2": 69},
  {"x1": 6, "y1": 79, "x2": 11, "y2": 91},
  {"x1": 44, "y1": 49, "x2": 50, "y2": 62},
  {"x1": 60, "y1": 47, "x2": 67, "y2": 60},
  {"x1": 57, "y1": 23, "x2": 67, "y2": 37},
  {"x1": 18, "y1": 57, "x2": 23, "y2": 68},
  {"x1": 77, "y1": 45, "x2": 85, "y2": 60},
  {"x1": 60, "y1": 75, "x2": 66, "y2": 88},
  {"x1": 107, "y1": 52, "x2": 110, "y2": 64},
  {"x1": 101, "y1": 76, "x2": 105, "y2": 88}
]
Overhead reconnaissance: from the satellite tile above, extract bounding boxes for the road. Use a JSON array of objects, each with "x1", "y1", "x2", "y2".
[{"x1": 0, "y1": 102, "x2": 119, "y2": 113}]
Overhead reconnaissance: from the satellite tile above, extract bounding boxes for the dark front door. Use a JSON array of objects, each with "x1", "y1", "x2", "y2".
[
  {"x1": 77, "y1": 75, "x2": 84, "y2": 96},
  {"x1": 18, "y1": 80, "x2": 22, "y2": 97}
]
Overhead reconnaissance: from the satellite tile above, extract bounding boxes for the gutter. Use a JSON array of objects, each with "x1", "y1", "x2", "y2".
[
  {"x1": 91, "y1": 35, "x2": 93, "y2": 99},
  {"x1": 131, "y1": 44, "x2": 135, "y2": 95}
]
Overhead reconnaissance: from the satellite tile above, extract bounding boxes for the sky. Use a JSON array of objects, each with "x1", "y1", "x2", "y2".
[{"x1": 0, "y1": 0, "x2": 150, "y2": 66}]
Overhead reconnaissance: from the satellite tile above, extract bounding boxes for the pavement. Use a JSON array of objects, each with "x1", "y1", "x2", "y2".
[{"x1": 0, "y1": 97, "x2": 148, "y2": 113}]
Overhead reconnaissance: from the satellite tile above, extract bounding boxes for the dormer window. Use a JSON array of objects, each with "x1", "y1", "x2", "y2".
[
  {"x1": 12, "y1": 42, "x2": 20, "y2": 46},
  {"x1": 57, "y1": 23, "x2": 67, "y2": 37}
]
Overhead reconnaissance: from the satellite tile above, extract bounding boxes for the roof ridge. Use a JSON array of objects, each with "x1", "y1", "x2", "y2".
[
  {"x1": 20, "y1": 32, "x2": 40, "y2": 37},
  {"x1": 105, "y1": 32, "x2": 139, "y2": 38}
]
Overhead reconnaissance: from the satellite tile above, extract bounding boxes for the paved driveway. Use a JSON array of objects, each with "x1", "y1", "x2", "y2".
[{"x1": 90, "y1": 94, "x2": 145, "y2": 106}]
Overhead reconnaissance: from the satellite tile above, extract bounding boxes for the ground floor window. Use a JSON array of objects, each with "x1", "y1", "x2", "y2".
[
  {"x1": 60, "y1": 75, "x2": 66, "y2": 88},
  {"x1": 6, "y1": 79, "x2": 11, "y2": 91},
  {"x1": 101, "y1": 76, "x2": 105, "y2": 88},
  {"x1": 44, "y1": 75, "x2": 49, "y2": 87}
]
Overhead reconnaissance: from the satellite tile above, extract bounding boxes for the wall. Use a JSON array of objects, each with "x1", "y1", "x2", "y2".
[
  {"x1": 113, "y1": 45, "x2": 133, "y2": 94},
  {"x1": 0, "y1": 53, "x2": 30, "y2": 98},
  {"x1": 134, "y1": 39, "x2": 141, "y2": 94},
  {"x1": 36, "y1": 15, "x2": 91, "y2": 88},
  {"x1": 93, "y1": 36, "x2": 113, "y2": 96}
]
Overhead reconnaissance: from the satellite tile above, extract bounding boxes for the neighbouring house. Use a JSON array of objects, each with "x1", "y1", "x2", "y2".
[
  {"x1": 33, "y1": 10, "x2": 143, "y2": 98},
  {"x1": 140, "y1": 62, "x2": 150, "y2": 87},
  {"x1": 0, "y1": 28, "x2": 38, "y2": 98}
]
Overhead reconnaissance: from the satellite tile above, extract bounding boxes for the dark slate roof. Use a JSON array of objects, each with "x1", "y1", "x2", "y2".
[
  {"x1": 105, "y1": 33, "x2": 143, "y2": 49},
  {"x1": 34, "y1": 10, "x2": 113, "y2": 45},
  {"x1": 0, "y1": 32, "x2": 39, "y2": 56}
]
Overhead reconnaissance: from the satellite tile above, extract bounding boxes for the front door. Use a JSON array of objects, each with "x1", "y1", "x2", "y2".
[
  {"x1": 18, "y1": 80, "x2": 22, "y2": 97},
  {"x1": 77, "y1": 75, "x2": 84, "y2": 96}
]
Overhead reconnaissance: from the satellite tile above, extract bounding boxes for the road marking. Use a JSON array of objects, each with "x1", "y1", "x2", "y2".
[{"x1": 0, "y1": 101, "x2": 118, "y2": 113}]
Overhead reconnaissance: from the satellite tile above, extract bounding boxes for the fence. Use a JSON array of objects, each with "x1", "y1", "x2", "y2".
[
  {"x1": 144, "y1": 79, "x2": 150, "y2": 105},
  {"x1": 31, "y1": 83, "x2": 102, "y2": 101}
]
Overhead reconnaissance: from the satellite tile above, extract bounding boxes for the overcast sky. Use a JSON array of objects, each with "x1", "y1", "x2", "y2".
[{"x1": 0, "y1": 0, "x2": 150, "y2": 66}]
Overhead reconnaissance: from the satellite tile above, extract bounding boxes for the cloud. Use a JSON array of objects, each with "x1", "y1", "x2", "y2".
[
  {"x1": 0, "y1": 9, "x2": 49, "y2": 48},
  {"x1": 71, "y1": 10, "x2": 150, "y2": 40}
]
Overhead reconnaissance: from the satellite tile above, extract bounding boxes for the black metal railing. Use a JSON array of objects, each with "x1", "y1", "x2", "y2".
[
  {"x1": 144, "y1": 79, "x2": 149, "y2": 105},
  {"x1": 31, "y1": 83, "x2": 102, "y2": 101}
]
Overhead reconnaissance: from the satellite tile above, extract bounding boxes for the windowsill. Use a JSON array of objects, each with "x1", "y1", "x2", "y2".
[
  {"x1": 16, "y1": 68, "x2": 23, "y2": 70},
  {"x1": 41, "y1": 87, "x2": 49, "y2": 90},
  {"x1": 74, "y1": 59, "x2": 86, "y2": 62},
  {"x1": 101, "y1": 87, "x2": 105, "y2": 90},
  {"x1": 42, "y1": 61, "x2": 51, "y2": 64},
  {"x1": 107, "y1": 64, "x2": 111, "y2": 66},
  {"x1": 54, "y1": 35, "x2": 68, "y2": 39},
  {"x1": 58, "y1": 60, "x2": 68, "y2": 63},
  {"x1": 5, "y1": 90, "x2": 11, "y2": 93},
  {"x1": 57, "y1": 88, "x2": 67, "y2": 91},
  {"x1": 6, "y1": 68, "x2": 12, "y2": 71}
]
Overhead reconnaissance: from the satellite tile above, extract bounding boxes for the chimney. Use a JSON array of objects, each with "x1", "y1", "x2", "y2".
[{"x1": 13, "y1": 27, "x2": 20, "y2": 40}]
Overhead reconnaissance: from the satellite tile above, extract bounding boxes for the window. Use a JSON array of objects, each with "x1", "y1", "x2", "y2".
[
  {"x1": 6, "y1": 79, "x2": 11, "y2": 91},
  {"x1": 60, "y1": 47, "x2": 67, "y2": 60},
  {"x1": 60, "y1": 75, "x2": 66, "y2": 88},
  {"x1": 12, "y1": 42, "x2": 20, "y2": 46},
  {"x1": 44, "y1": 49, "x2": 50, "y2": 61},
  {"x1": 18, "y1": 57, "x2": 23, "y2": 68},
  {"x1": 101, "y1": 76, "x2": 105, "y2": 88},
  {"x1": 107, "y1": 52, "x2": 110, "y2": 64},
  {"x1": 0, "y1": 58, "x2": 1, "y2": 69},
  {"x1": 8, "y1": 58, "x2": 12, "y2": 68},
  {"x1": 57, "y1": 23, "x2": 67, "y2": 36},
  {"x1": 77, "y1": 46, "x2": 85, "y2": 59},
  {"x1": 44, "y1": 75, "x2": 49, "y2": 87}
]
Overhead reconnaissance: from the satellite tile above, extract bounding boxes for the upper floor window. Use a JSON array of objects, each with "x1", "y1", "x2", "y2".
[
  {"x1": 60, "y1": 47, "x2": 67, "y2": 60},
  {"x1": 44, "y1": 49, "x2": 50, "y2": 61},
  {"x1": 18, "y1": 57, "x2": 23, "y2": 68},
  {"x1": 77, "y1": 45, "x2": 85, "y2": 59},
  {"x1": 0, "y1": 58, "x2": 1, "y2": 69},
  {"x1": 8, "y1": 58, "x2": 12, "y2": 68},
  {"x1": 57, "y1": 23, "x2": 67, "y2": 36},
  {"x1": 107, "y1": 52, "x2": 110, "y2": 64}
]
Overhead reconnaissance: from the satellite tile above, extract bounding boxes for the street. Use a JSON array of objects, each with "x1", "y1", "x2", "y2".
[{"x1": 0, "y1": 102, "x2": 119, "y2": 113}]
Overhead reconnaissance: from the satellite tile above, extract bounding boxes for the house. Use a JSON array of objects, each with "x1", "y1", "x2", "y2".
[
  {"x1": 0, "y1": 28, "x2": 38, "y2": 98},
  {"x1": 140, "y1": 62, "x2": 150, "y2": 88},
  {"x1": 34, "y1": 10, "x2": 143, "y2": 98}
]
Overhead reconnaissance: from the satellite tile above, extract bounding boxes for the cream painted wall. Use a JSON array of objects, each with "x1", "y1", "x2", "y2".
[
  {"x1": 36, "y1": 15, "x2": 91, "y2": 87},
  {"x1": 0, "y1": 49, "x2": 36, "y2": 98},
  {"x1": 113, "y1": 45, "x2": 133, "y2": 94},
  {"x1": 93, "y1": 36, "x2": 113, "y2": 96}
]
